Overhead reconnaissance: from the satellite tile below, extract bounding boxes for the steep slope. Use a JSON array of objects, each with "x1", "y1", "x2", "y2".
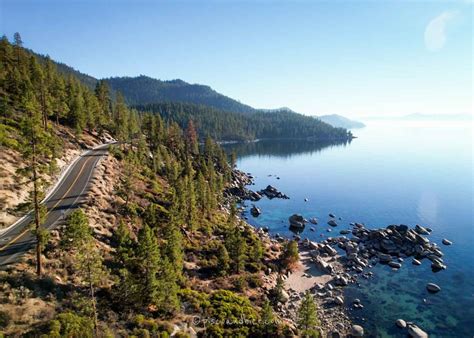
[
  {"x1": 106, "y1": 75, "x2": 256, "y2": 113},
  {"x1": 318, "y1": 114, "x2": 365, "y2": 129}
]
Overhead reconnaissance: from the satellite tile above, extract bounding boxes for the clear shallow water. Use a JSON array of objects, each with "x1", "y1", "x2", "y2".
[{"x1": 225, "y1": 120, "x2": 473, "y2": 337}]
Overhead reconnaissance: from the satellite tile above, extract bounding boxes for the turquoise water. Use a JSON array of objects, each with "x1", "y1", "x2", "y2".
[{"x1": 226, "y1": 120, "x2": 473, "y2": 337}]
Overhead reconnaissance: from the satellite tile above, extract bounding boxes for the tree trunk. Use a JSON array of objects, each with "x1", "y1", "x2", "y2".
[
  {"x1": 88, "y1": 262, "x2": 99, "y2": 336},
  {"x1": 32, "y1": 142, "x2": 42, "y2": 277}
]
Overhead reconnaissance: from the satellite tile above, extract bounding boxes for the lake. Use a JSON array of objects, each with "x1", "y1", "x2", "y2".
[{"x1": 226, "y1": 120, "x2": 473, "y2": 337}]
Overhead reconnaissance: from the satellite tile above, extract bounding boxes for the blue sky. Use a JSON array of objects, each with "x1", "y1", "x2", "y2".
[{"x1": 1, "y1": 0, "x2": 472, "y2": 117}]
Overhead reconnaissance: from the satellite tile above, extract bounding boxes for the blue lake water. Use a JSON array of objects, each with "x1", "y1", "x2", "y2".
[{"x1": 226, "y1": 120, "x2": 473, "y2": 337}]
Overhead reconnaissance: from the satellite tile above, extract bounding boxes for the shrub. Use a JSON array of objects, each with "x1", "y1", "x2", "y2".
[
  {"x1": 178, "y1": 289, "x2": 210, "y2": 312},
  {"x1": 46, "y1": 312, "x2": 94, "y2": 338}
]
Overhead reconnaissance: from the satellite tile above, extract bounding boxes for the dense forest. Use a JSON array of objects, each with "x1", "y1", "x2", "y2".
[
  {"x1": 0, "y1": 34, "x2": 322, "y2": 336},
  {"x1": 136, "y1": 102, "x2": 352, "y2": 141},
  {"x1": 106, "y1": 75, "x2": 256, "y2": 114}
]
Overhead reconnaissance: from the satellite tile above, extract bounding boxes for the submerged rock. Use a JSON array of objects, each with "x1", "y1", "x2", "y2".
[
  {"x1": 396, "y1": 319, "x2": 407, "y2": 328},
  {"x1": 442, "y1": 238, "x2": 452, "y2": 245},
  {"x1": 328, "y1": 220, "x2": 338, "y2": 227},
  {"x1": 351, "y1": 325, "x2": 364, "y2": 337},
  {"x1": 407, "y1": 324, "x2": 428, "y2": 338},
  {"x1": 426, "y1": 283, "x2": 441, "y2": 293}
]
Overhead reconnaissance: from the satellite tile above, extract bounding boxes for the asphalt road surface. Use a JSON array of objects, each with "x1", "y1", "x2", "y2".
[{"x1": 0, "y1": 144, "x2": 110, "y2": 267}]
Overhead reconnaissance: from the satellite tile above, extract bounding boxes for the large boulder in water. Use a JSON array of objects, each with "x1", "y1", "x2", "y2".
[
  {"x1": 250, "y1": 205, "x2": 261, "y2": 217},
  {"x1": 415, "y1": 224, "x2": 430, "y2": 235},
  {"x1": 289, "y1": 214, "x2": 306, "y2": 228},
  {"x1": 407, "y1": 324, "x2": 428, "y2": 338},
  {"x1": 351, "y1": 325, "x2": 364, "y2": 337},
  {"x1": 328, "y1": 220, "x2": 338, "y2": 227},
  {"x1": 426, "y1": 283, "x2": 441, "y2": 293},
  {"x1": 442, "y1": 238, "x2": 452, "y2": 245}
]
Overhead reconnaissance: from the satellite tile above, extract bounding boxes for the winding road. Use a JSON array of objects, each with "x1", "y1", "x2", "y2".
[{"x1": 0, "y1": 143, "x2": 111, "y2": 267}]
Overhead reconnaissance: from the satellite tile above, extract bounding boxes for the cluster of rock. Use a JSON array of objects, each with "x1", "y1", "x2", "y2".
[
  {"x1": 258, "y1": 185, "x2": 289, "y2": 200},
  {"x1": 342, "y1": 223, "x2": 448, "y2": 273},
  {"x1": 395, "y1": 319, "x2": 429, "y2": 338}
]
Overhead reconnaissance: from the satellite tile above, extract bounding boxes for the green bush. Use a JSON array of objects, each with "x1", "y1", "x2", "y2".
[
  {"x1": 46, "y1": 312, "x2": 94, "y2": 337},
  {"x1": 178, "y1": 288, "x2": 210, "y2": 312}
]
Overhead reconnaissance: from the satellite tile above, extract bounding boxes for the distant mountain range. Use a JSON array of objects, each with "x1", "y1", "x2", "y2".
[{"x1": 317, "y1": 114, "x2": 366, "y2": 129}]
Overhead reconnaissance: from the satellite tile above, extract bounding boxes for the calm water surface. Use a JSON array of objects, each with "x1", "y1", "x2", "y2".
[{"x1": 226, "y1": 120, "x2": 473, "y2": 337}]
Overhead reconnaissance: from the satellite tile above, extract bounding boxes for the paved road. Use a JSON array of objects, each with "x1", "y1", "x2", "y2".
[{"x1": 0, "y1": 144, "x2": 110, "y2": 267}]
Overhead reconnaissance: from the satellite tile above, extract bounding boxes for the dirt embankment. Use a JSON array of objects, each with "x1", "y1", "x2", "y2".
[{"x1": 0, "y1": 126, "x2": 113, "y2": 229}]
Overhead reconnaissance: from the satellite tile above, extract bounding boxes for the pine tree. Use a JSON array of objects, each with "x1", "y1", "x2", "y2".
[
  {"x1": 216, "y1": 243, "x2": 230, "y2": 276},
  {"x1": 76, "y1": 239, "x2": 104, "y2": 335},
  {"x1": 260, "y1": 298, "x2": 276, "y2": 336},
  {"x1": 62, "y1": 209, "x2": 91, "y2": 249},
  {"x1": 135, "y1": 224, "x2": 161, "y2": 308},
  {"x1": 18, "y1": 88, "x2": 55, "y2": 276},
  {"x1": 297, "y1": 291, "x2": 319, "y2": 338},
  {"x1": 157, "y1": 257, "x2": 180, "y2": 315},
  {"x1": 185, "y1": 119, "x2": 199, "y2": 154},
  {"x1": 225, "y1": 226, "x2": 247, "y2": 274},
  {"x1": 113, "y1": 220, "x2": 134, "y2": 266}
]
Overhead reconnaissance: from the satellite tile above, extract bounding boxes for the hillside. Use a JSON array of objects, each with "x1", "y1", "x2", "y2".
[
  {"x1": 106, "y1": 75, "x2": 256, "y2": 114},
  {"x1": 136, "y1": 102, "x2": 353, "y2": 141},
  {"x1": 318, "y1": 114, "x2": 365, "y2": 129},
  {"x1": 0, "y1": 34, "x2": 303, "y2": 337}
]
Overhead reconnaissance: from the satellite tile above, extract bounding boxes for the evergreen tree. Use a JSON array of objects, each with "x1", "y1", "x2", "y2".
[
  {"x1": 18, "y1": 88, "x2": 55, "y2": 276},
  {"x1": 297, "y1": 291, "x2": 319, "y2": 338},
  {"x1": 260, "y1": 298, "x2": 276, "y2": 336},
  {"x1": 135, "y1": 224, "x2": 161, "y2": 308},
  {"x1": 216, "y1": 243, "x2": 230, "y2": 276},
  {"x1": 225, "y1": 226, "x2": 247, "y2": 274}
]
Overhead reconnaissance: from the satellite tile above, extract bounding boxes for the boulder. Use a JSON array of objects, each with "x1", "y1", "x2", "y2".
[
  {"x1": 442, "y1": 238, "x2": 452, "y2": 246},
  {"x1": 289, "y1": 214, "x2": 306, "y2": 228},
  {"x1": 250, "y1": 205, "x2": 261, "y2": 217},
  {"x1": 309, "y1": 218, "x2": 318, "y2": 224},
  {"x1": 412, "y1": 258, "x2": 422, "y2": 266},
  {"x1": 334, "y1": 296, "x2": 344, "y2": 305},
  {"x1": 388, "y1": 261, "x2": 402, "y2": 269},
  {"x1": 280, "y1": 289, "x2": 290, "y2": 303},
  {"x1": 329, "y1": 213, "x2": 336, "y2": 218},
  {"x1": 408, "y1": 324, "x2": 428, "y2": 338},
  {"x1": 328, "y1": 220, "x2": 338, "y2": 227},
  {"x1": 426, "y1": 283, "x2": 441, "y2": 293},
  {"x1": 415, "y1": 224, "x2": 430, "y2": 235},
  {"x1": 396, "y1": 319, "x2": 407, "y2": 329},
  {"x1": 351, "y1": 325, "x2": 364, "y2": 337}
]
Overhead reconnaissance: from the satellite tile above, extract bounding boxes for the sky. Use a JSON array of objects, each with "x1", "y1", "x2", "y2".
[{"x1": 1, "y1": 0, "x2": 472, "y2": 118}]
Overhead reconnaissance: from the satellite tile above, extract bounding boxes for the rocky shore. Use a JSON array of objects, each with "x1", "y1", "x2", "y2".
[
  {"x1": 226, "y1": 169, "x2": 448, "y2": 337},
  {"x1": 226, "y1": 169, "x2": 356, "y2": 336}
]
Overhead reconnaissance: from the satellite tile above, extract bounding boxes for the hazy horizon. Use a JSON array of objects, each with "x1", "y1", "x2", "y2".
[{"x1": 1, "y1": 0, "x2": 472, "y2": 119}]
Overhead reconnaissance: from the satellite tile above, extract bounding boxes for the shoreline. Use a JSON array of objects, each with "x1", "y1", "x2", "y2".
[
  {"x1": 228, "y1": 168, "x2": 355, "y2": 336},
  {"x1": 230, "y1": 168, "x2": 438, "y2": 337}
]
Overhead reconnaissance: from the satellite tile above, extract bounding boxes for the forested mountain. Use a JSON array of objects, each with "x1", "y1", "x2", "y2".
[
  {"x1": 106, "y1": 75, "x2": 256, "y2": 113},
  {"x1": 135, "y1": 102, "x2": 352, "y2": 141},
  {"x1": 2, "y1": 34, "x2": 301, "y2": 337},
  {"x1": 318, "y1": 114, "x2": 366, "y2": 129}
]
